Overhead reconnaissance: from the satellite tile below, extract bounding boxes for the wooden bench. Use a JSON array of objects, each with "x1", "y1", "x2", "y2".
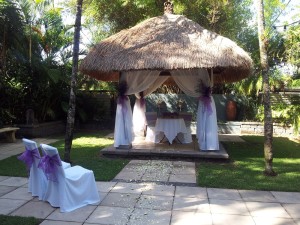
[{"x1": 0, "y1": 127, "x2": 20, "y2": 142}]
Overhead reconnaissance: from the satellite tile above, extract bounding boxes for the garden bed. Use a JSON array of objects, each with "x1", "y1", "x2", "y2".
[{"x1": 16, "y1": 121, "x2": 65, "y2": 138}]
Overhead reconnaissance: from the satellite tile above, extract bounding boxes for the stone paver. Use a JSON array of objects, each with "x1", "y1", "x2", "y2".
[
  {"x1": 0, "y1": 177, "x2": 28, "y2": 187},
  {"x1": 272, "y1": 191, "x2": 300, "y2": 203},
  {"x1": 282, "y1": 204, "x2": 300, "y2": 219},
  {"x1": 209, "y1": 199, "x2": 249, "y2": 215},
  {"x1": 211, "y1": 214, "x2": 255, "y2": 225},
  {"x1": 246, "y1": 202, "x2": 291, "y2": 218},
  {"x1": 253, "y1": 217, "x2": 297, "y2": 225},
  {"x1": 239, "y1": 189, "x2": 277, "y2": 202},
  {"x1": 0, "y1": 198, "x2": 28, "y2": 214},
  {"x1": 46, "y1": 205, "x2": 97, "y2": 223},
  {"x1": 171, "y1": 211, "x2": 212, "y2": 225},
  {"x1": 207, "y1": 188, "x2": 242, "y2": 200},
  {"x1": 41, "y1": 221, "x2": 82, "y2": 225},
  {"x1": 136, "y1": 194, "x2": 173, "y2": 210},
  {"x1": 173, "y1": 197, "x2": 210, "y2": 212},
  {"x1": 1, "y1": 187, "x2": 33, "y2": 200},
  {"x1": 0, "y1": 185, "x2": 17, "y2": 197},
  {"x1": 128, "y1": 208, "x2": 171, "y2": 225},
  {"x1": 100, "y1": 192, "x2": 140, "y2": 208},
  {"x1": 85, "y1": 205, "x2": 133, "y2": 225},
  {"x1": 175, "y1": 186, "x2": 207, "y2": 198},
  {"x1": 10, "y1": 200, "x2": 55, "y2": 219}
]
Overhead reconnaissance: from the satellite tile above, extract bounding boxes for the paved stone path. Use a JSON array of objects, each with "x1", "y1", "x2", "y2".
[
  {"x1": 1, "y1": 176, "x2": 300, "y2": 225},
  {"x1": 113, "y1": 160, "x2": 197, "y2": 186}
]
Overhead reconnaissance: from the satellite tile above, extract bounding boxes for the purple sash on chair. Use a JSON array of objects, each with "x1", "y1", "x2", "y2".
[
  {"x1": 38, "y1": 154, "x2": 62, "y2": 182},
  {"x1": 18, "y1": 147, "x2": 40, "y2": 172}
]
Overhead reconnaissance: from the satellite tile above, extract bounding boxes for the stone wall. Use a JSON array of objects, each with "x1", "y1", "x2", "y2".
[
  {"x1": 218, "y1": 121, "x2": 295, "y2": 137},
  {"x1": 17, "y1": 121, "x2": 65, "y2": 138}
]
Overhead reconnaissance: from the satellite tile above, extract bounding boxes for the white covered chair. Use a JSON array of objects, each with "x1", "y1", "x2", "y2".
[
  {"x1": 39, "y1": 144, "x2": 100, "y2": 212},
  {"x1": 18, "y1": 138, "x2": 47, "y2": 200}
]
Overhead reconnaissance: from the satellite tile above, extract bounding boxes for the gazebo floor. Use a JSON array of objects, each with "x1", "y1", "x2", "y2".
[{"x1": 102, "y1": 134, "x2": 229, "y2": 161}]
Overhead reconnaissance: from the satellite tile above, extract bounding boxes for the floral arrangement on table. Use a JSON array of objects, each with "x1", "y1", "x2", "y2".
[
  {"x1": 196, "y1": 80, "x2": 212, "y2": 115},
  {"x1": 162, "y1": 112, "x2": 179, "y2": 118},
  {"x1": 177, "y1": 98, "x2": 185, "y2": 112}
]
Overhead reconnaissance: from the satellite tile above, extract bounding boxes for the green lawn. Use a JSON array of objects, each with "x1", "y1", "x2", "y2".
[
  {"x1": 197, "y1": 136, "x2": 300, "y2": 192},
  {"x1": 0, "y1": 215, "x2": 41, "y2": 225},
  {"x1": 0, "y1": 131, "x2": 299, "y2": 192}
]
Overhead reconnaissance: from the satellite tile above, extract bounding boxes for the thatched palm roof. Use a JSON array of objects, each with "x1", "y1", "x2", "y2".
[{"x1": 80, "y1": 13, "x2": 253, "y2": 84}]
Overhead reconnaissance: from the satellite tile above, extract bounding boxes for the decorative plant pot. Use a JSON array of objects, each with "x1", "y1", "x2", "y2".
[{"x1": 226, "y1": 100, "x2": 237, "y2": 121}]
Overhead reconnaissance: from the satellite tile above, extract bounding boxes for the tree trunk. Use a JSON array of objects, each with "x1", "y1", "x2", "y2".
[
  {"x1": 255, "y1": 0, "x2": 276, "y2": 176},
  {"x1": 64, "y1": 0, "x2": 83, "y2": 163}
]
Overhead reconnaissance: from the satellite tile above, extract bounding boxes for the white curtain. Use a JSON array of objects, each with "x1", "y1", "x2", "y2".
[
  {"x1": 114, "y1": 96, "x2": 133, "y2": 147},
  {"x1": 132, "y1": 98, "x2": 146, "y2": 134},
  {"x1": 171, "y1": 69, "x2": 219, "y2": 150},
  {"x1": 114, "y1": 68, "x2": 219, "y2": 150},
  {"x1": 114, "y1": 70, "x2": 167, "y2": 147},
  {"x1": 132, "y1": 76, "x2": 168, "y2": 134}
]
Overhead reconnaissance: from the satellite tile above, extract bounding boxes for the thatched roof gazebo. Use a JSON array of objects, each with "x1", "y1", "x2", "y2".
[
  {"x1": 79, "y1": 1, "x2": 253, "y2": 150},
  {"x1": 80, "y1": 2, "x2": 252, "y2": 84}
]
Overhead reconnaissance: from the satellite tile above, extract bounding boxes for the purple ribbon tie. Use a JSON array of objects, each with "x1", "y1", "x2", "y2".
[
  {"x1": 18, "y1": 147, "x2": 40, "y2": 172},
  {"x1": 140, "y1": 97, "x2": 145, "y2": 108},
  {"x1": 38, "y1": 154, "x2": 62, "y2": 182},
  {"x1": 199, "y1": 86, "x2": 213, "y2": 115},
  {"x1": 118, "y1": 95, "x2": 128, "y2": 115},
  {"x1": 200, "y1": 96, "x2": 213, "y2": 115}
]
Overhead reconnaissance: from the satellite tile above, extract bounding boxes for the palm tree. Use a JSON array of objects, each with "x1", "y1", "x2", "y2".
[
  {"x1": 255, "y1": 0, "x2": 276, "y2": 176},
  {"x1": 64, "y1": 0, "x2": 83, "y2": 163}
]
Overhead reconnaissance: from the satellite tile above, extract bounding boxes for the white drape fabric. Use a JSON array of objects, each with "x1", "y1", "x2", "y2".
[
  {"x1": 196, "y1": 96, "x2": 219, "y2": 150},
  {"x1": 115, "y1": 70, "x2": 168, "y2": 147},
  {"x1": 132, "y1": 76, "x2": 169, "y2": 134},
  {"x1": 171, "y1": 69, "x2": 219, "y2": 150},
  {"x1": 114, "y1": 68, "x2": 219, "y2": 150},
  {"x1": 132, "y1": 98, "x2": 146, "y2": 134},
  {"x1": 114, "y1": 96, "x2": 133, "y2": 147}
]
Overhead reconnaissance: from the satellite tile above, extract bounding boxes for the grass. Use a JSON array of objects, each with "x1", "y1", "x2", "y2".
[
  {"x1": 0, "y1": 130, "x2": 129, "y2": 181},
  {"x1": 197, "y1": 135, "x2": 300, "y2": 192},
  {"x1": 1, "y1": 131, "x2": 300, "y2": 191},
  {"x1": 0, "y1": 215, "x2": 41, "y2": 225}
]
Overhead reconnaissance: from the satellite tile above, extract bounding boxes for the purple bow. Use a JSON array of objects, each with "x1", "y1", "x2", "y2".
[
  {"x1": 18, "y1": 147, "x2": 40, "y2": 172},
  {"x1": 118, "y1": 95, "x2": 128, "y2": 115},
  {"x1": 200, "y1": 96, "x2": 213, "y2": 115},
  {"x1": 140, "y1": 97, "x2": 145, "y2": 108},
  {"x1": 38, "y1": 154, "x2": 62, "y2": 182},
  {"x1": 200, "y1": 86, "x2": 213, "y2": 115}
]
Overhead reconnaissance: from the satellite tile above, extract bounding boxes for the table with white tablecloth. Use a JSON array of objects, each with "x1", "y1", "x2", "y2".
[{"x1": 145, "y1": 118, "x2": 192, "y2": 144}]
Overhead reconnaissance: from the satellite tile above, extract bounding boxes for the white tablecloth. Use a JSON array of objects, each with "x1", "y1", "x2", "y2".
[{"x1": 146, "y1": 118, "x2": 192, "y2": 144}]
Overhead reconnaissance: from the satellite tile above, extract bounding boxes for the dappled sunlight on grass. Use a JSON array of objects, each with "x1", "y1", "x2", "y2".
[
  {"x1": 197, "y1": 136, "x2": 300, "y2": 191},
  {"x1": 72, "y1": 137, "x2": 113, "y2": 148}
]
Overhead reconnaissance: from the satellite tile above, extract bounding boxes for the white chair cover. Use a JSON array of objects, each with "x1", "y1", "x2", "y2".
[
  {"x1": 40, "y1": 144, "x2": 100, "y2": 212},
  {"x1": 19, "y1": 138, "x2": 47, "y2": 200}
]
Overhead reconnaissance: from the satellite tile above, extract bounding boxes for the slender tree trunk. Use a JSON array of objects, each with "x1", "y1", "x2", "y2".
[
  {"x1": 64, "y1": 0, "x2": 83, "y2": 162},
  {"x1": 255, "y1": 0, "x2": 276, "y2": 176}
]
